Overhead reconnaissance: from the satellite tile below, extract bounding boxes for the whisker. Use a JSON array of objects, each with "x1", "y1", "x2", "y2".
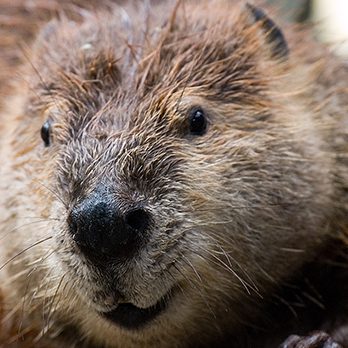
[
  {"x1": 18, "y1": 267, "x2": 37, "y2": 338},
  {"x1": 15, "y1": 216, "x2": 59, "y2": 222},
  {"x1": 0, "y1": 219, "x2": 54, "y2": 241},
  {"x1": 173, "y1": 258, "x2": 216, "y2": 319},
  {"x1": 216, "y1": 244, "x2": 261, "y2": 297},
  {"x1": 0, "y1": 236, "x2": 53, "y2": 272},
  {"x1": 203, "y1": 248, "x2": 255, "y2": 296},
  {"x1": 180, "y1": 254, "x2": 202, "y2": 284},
  {"x1": 32, "y1": 179, "x2": 67, "y2": 208},
  {"x1": 189, "y1": 202, "x2": 292, "y2": 214},
  {"x1": 45, "y1": 273, "x2": 67, "y2": 335}
]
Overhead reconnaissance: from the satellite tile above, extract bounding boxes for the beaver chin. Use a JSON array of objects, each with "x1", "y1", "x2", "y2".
[
  {"x1": 70, "y1": 244, "x2": 177, "y2": 329},
  {"x1": 100, "y1": 291, "x2": 171, "y2": 329}
]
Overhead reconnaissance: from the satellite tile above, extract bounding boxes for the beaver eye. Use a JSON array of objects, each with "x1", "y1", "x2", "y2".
[
  {"x1": 41, "y1": 120, "x2": 51, "y2": 147},
  {"x1": 189, "y1": 108, "x2": 207, "y2": 135}
]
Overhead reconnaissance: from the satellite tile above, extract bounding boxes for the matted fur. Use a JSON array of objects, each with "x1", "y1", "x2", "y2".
[{"x1": 0, "y1": 0, "x2": 347, "y2": 347}]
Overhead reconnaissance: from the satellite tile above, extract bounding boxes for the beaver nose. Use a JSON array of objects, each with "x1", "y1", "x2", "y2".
[{"x1": 68, "y1": 196, "x2": 150, "y2": 258}]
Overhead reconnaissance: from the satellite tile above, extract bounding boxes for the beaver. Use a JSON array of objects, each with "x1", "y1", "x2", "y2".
[{"x1": 0, "y1": 0, "x2": 347, "y2": 347}]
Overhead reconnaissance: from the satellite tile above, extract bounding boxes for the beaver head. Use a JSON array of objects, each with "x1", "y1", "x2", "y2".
[{"x1": 2, "y1": 1, "x2": 335, "y2": 346}]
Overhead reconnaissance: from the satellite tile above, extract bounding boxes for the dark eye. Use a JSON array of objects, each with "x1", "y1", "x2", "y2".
[
  {"x1": 189, "y1": 108, "x2": 207, "y2": 135},
  {"x1": 41, "y1": 120, "x2": 51, "y2": 147}
]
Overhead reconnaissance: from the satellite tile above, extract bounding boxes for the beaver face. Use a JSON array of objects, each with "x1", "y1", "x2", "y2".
[
  {"x1": 6, "y1": 1, "x2": 333, "y2": 346},
  {"x1": 49, "y1": 95, "x2": 212, "y2": 330}
]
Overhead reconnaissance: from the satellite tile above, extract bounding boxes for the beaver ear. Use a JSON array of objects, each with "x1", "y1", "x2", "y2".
[{"x1": 245, "y1": 3, "x2": 289, "y2": 60}]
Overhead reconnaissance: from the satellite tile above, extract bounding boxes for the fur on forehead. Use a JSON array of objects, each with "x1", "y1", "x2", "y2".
[{"x1": 30, "y1": 0, "x2": 285, "y2": 124}]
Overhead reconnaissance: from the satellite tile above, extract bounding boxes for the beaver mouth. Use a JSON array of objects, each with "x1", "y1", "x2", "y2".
[{"x1": 101, "y1": 293, "x2": 170, "y2": 329}]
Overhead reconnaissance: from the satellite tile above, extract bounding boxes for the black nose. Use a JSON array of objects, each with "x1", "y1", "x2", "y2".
[{"x1": 68, "y1": 195, "x2": 150, "y2": 259}]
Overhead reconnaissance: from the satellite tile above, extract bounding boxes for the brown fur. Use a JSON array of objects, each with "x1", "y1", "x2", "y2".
[{"x1": 0, "y1": 0, "x2": 347, "y2": 347}]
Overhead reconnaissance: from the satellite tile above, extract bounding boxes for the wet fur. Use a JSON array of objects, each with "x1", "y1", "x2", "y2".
[{"x1": 0, "y1": 0, "x2": 347, "y2": 347}]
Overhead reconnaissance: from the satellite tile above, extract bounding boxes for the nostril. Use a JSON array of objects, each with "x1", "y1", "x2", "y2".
[{"x1": 125, "y1": 209, "x2": 150, "y2": 233}]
